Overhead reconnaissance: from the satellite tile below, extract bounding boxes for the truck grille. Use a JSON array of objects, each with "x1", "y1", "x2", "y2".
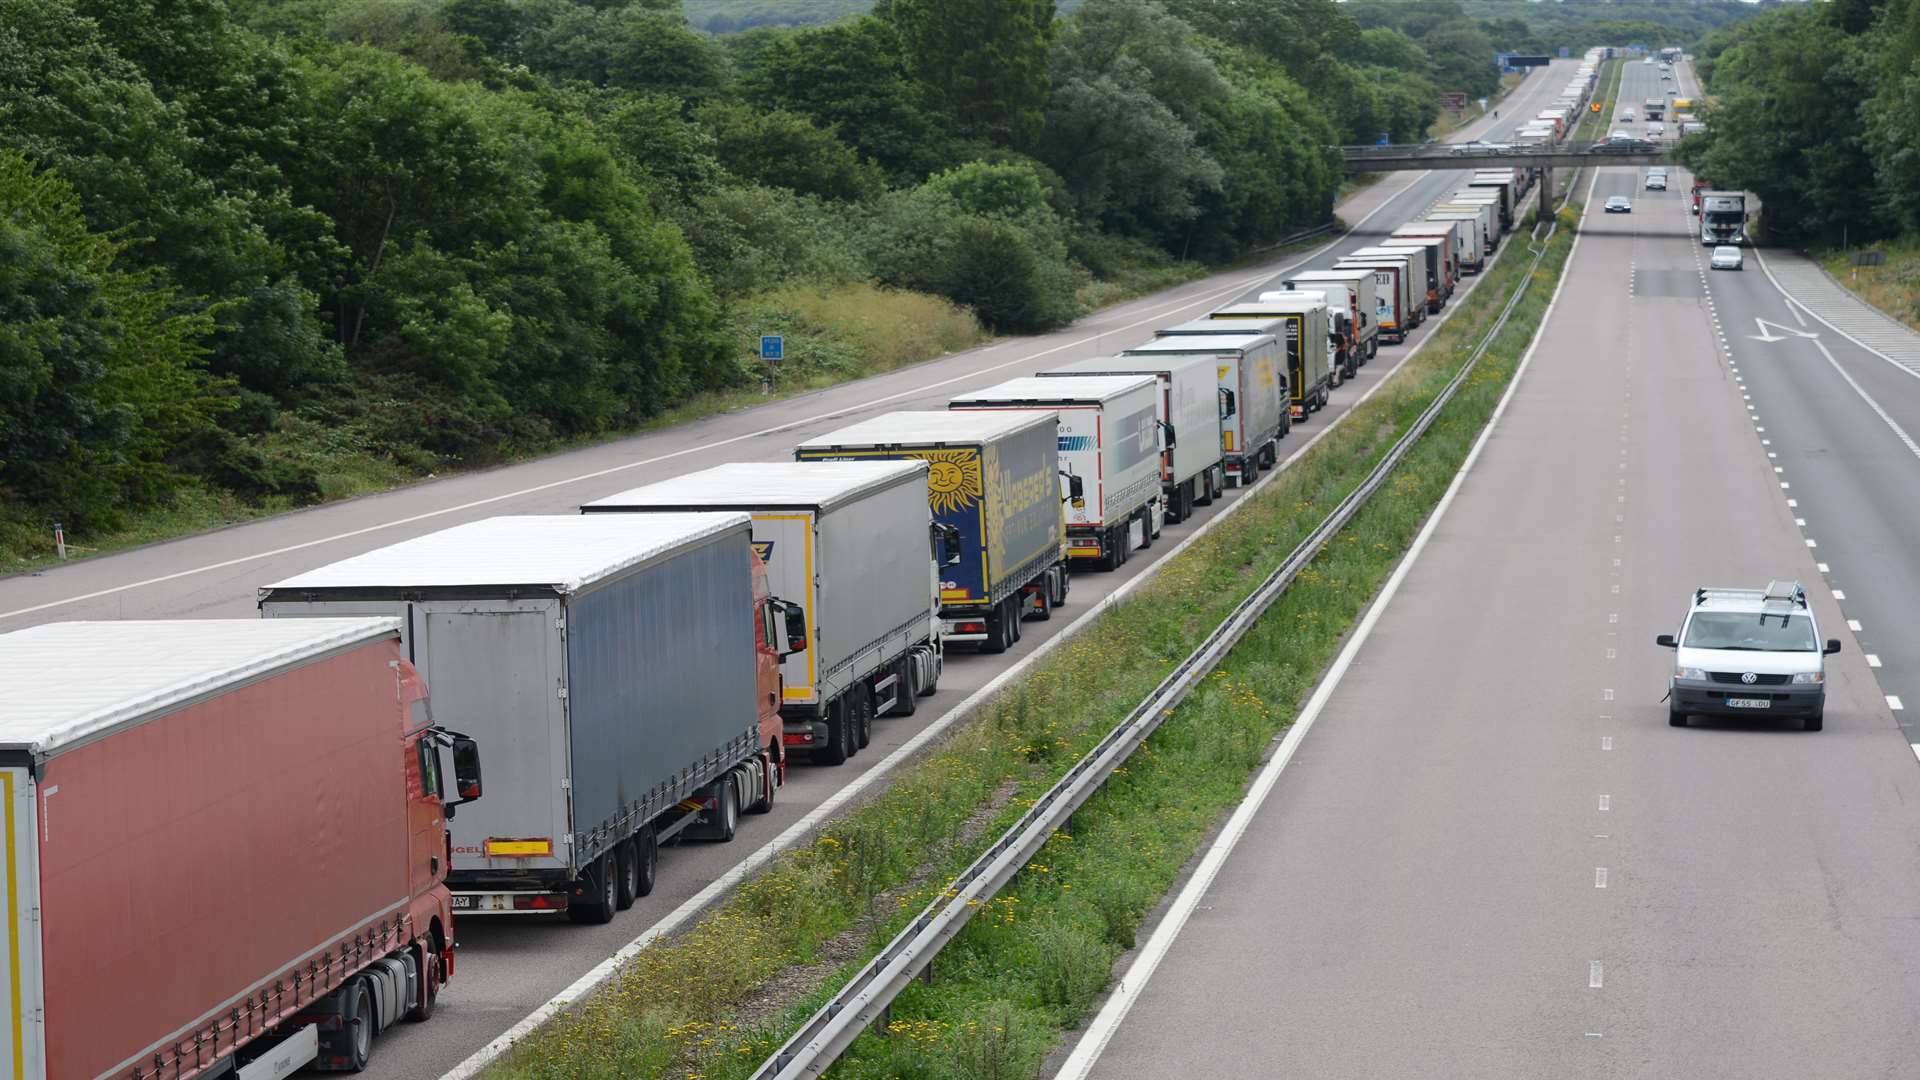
[{"x1": 1708, "y1": 671, "x2": 1790, "y2": 686}]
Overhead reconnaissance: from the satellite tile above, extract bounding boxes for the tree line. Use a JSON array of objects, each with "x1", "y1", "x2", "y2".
[
  {"x1": 1680, "y1": 0, "x2": 1920, "y2": 246},
  {"x1": 1, "y1": 0, "x2": 1476, "y2": 546}
]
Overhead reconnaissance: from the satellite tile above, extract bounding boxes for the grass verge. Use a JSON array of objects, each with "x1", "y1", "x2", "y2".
[
  {"x1": 480, "y1": 204, "x2": 1581, "y2": 1080},
  {"x1": 1573, "y1": 58, "x2": 1624, "y2": 146},
  {"x1": 1817, "y1": 241, "x2": 1920, "y2": 333}
]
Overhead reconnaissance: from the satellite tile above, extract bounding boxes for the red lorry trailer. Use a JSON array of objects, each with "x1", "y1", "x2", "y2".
[{"x1": 0, "y1": 618, "x2": 481, "y2": 1080}]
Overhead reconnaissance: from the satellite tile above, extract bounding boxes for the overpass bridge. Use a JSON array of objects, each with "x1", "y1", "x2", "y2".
[{"x1": 1338, "y1": 143, "x2": 1678, "y2": 218}]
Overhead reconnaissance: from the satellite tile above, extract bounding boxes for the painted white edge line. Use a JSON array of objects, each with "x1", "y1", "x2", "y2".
[
  {"x1": 433, "y1": 144, "x2": 1537, "y2": 1080},
  {"x1": 1755, "y1": 247, "x2": 1920, "y2": 386},
  {"x1": 1052, "y1": 165, "x2": 1592, "y2": 1080}
]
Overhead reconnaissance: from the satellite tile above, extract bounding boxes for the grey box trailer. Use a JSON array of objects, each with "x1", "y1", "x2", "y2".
[
  {"x1": 794, "y1": 410, "x2": 1069, "y2": 654},
  {"x1": 583, "y1": 460, "x2": 944, "y2": 767},
  {"x1": 1282, "y1": 269, "x2": 1380, "y2": 362},
  {"x1": 1212, "y1": 298, "x2": 1334, "y2": 421},
  {"x1": 1040, "y1": 353, "x2": 1225, "y2": 522},
  {"x1": 950, "y1": 375, "x2": 1163, "y2": 572},
  {"x1": 1375, "y1": 237, "x2": 1448, "y2": 313},
  {"x1": 259, "y1": 513, "x2": 779, "y2": 923},
  {"x1": 1264, "y1": 287, "x2": 1357, "y2": 377},
  {"x1": 1389, "y1": 223, "x2": 1462, "y2": 292},
  {"x1": 1335, "y1": 256, "x2": 1416, "y2": 343},
  {"x1": 1123, "y1": 333, "x2": 1286, "y2": 489},
  {"x1": 1468, "y1": 175, "x2": 1517, "y2": 230},
  {"x1": 1424, "y1": 212, "x2": 1485, "y2": 272}
]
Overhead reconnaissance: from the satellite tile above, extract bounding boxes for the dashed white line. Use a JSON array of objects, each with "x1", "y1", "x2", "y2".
[
  {"x1": 1817, "y1": 561, "x2": 1829, "y2": 572},
  {"x1": 1590, "y1": 961, "x2": 1605, "y2": 989},
  {"x1": 1849, "y1": 619, "x2": 1864, "y2": 632},
  {"x1": 1598, "y1": 794, "x2": 1612, "y2": 811},
  {"x1": 1806, "y1": 538, "x2": 1818, "y2": 548},
  {"x1": 1867, "y1": 654, "x2": 1882, "y2": 668},
  {"x1": 1595, "y1": 867, "x2": 1609, "y2": 889},
  {"x1": 1832, "y1": 588, "x2": 1845, "y2": 599},
  {"x1": 1891, "y1": 696, "x2": 1906, "y2": 712}
]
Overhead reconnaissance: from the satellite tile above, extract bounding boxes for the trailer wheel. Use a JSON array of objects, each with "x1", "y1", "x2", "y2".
[
  {"x1": 566, "y1": 853, "x2": 617, "y2": 925},
  {"x1": 1259, "y1": 442, "x2": 1278, "y2": 468},
  {"x1": 1054, "y1": 564, "x2": 1070, "y2": 605},
  {"x1": 1006, "y1": 597, "x2": 1022, "y2": 644},
  {"x1": 614, "y1": 838, "x2": 641, "y2": 910},
  {"x1": 1137, "y1": 512, "x2": 1152, "y2": 552},
  {"x1": 1032, "y1": 586, "x2": 1053, "y2": 622}
]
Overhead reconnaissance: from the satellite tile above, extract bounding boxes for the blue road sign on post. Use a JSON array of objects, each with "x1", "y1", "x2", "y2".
[{"x1": 760, "y1": 334, "x2": 784, "y2": 361}]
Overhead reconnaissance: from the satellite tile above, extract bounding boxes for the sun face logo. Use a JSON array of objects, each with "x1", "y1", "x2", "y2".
[{"x1": 917, "y1": 450, "x2": 983, "y2": 515}]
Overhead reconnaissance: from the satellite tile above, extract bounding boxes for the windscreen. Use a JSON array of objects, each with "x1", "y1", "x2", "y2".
[{"x1": 1683, "y1": 612, "x2": 1817, "y2": 652}]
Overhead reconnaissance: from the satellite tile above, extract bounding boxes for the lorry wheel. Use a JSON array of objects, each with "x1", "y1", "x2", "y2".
[
  {"x1": 337, "y1": 977, "x2": 374, "y2": 1071},
  {"x1": 615, "y1": 838, "x2": 640, "y2": 910},
  {"x1": 714, "y1": 777, "x2": 740, "y2": 842},
  {"x1": 567, "y1": 853, "x2": 617, "y2": 925},
  {"x1": 1260, "y1": 442, "x2": 1277, "y2": 468},
  {"x1": 817, "y1": 704, "x2": 851, "y2": 764},
  {"x1": 1007, "y1": 596, "x2": 1023, "y2": 643},
  {"x1": 408, "y1": 943, "x2": 440, "y2": 1022},
  {"x1": 634, "y1": 825, "x2": 658, "y2": 898},
  {"x1": 1241, "y1": 457, "x2": 1259, "y2": 487},
  {"x1": 981, "y1": 607, "x2": 1011, "y2": 653},
  {"x1": 890, "y1": 657, "x2": 918, "y2": 716},
  {"x1": 749, "y1": 755, "x2": 777, "y2": 812},
  {"x1": 854, "y1": 688, "x2": 874, "y2": 749},
  {"x1": 919, "y1": 651, "x2": 942, "y2": 695},
  {"x1": 1032, "y1": 587, "x2": 1053, "y2": 622},
  {"x1": 1137, "y1": 513, "x2": 1152, "y2": 552},
  {"x1": 1194, "y1": 472, "x2": 1214, "y2": 507}
]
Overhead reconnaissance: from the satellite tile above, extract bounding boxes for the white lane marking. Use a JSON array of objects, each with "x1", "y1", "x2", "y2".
[
  {"x1": 1910, "y1": 744, "x2": 1919, "y2": 761},
  {"x1": 1050, "y1": 166, "x2": 1591, "y2": 1080},
  {"x1": 1775, "y1": 466, "x2": 1784, "y2": 473},
  {"x1": 1832, "y1": 588, "x2": 1845, "y2": 599},
  {"x1": 1868, "y1": 654, "x2": 1882, "y2": 667},
  {"x1": 1806, "y1": 538, "x2": 1818, "y2": 548},
  {"x1": 1787, "y1": 498, "x2": 1797, "y2": 507},
  {"x1": 7, "y1": 197, "x2": 1425, "y2": 627},
  {"x1": 1598, "y1": 794, "x2": 1612, "y2": 811},
  {"x1": 1817, "y1": 562, "x2": 1830, "y2": 572},
  {"x1": 1781, "y1": 482, "x2": 1791, "y2": 489},
  {"x1": 1849, "y1": 619, "x2": 1864, "y2": 632},
  {"x1": 1590, "y1": 961, "x2": 1605, "y2": 988},
  {"x1": 1795, "y1": 517, "x2": 1806, "y2": 525},
  {"x1": 1595, "y1": 867, "x2": 1609, "y2": 889},
  {"x1": 1604, "y1": 689, "x2": 1615, "y2": 702},
  {"x1": 1606, "y1": 648, "x2": 1616, "y2": 659},
  {"x1": 1609, "y1": 613, "x2": 1619, "y2": 624},
  {"x1": 1756, "y1": 248, "x2": 1920, "y2": 386},
  {"x1": 1891, "y1": 696, "x2": 1906, "y2": 711},
  {"x1": 1602, "y1": 736, "x2": 1614, "y2": 751}
]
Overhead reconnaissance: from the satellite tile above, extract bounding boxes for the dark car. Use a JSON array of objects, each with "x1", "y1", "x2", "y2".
[{"x1": 1605, "y1": 196, "x2": 1633, "y2": 213}]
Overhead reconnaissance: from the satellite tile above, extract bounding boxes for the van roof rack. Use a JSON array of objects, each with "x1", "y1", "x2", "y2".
[{"x1": 1692, "y1": 581, "x2": 1806, "y2": 609}]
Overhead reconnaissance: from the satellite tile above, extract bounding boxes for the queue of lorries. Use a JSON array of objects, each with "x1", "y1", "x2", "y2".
[{"x1": 0, "y1": 111, "x2": 1541, "y2": 1080}]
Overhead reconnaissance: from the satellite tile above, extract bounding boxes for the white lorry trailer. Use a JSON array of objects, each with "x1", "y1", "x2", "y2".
[
  {"x1": 1263, "y1": 287, "x2": 1355, "y2": 377},
  {"x1": 1375, "y1": 236, "x2": 1450, "y2": 313},
  {"x1": 1125, "y1": 333, "x2": 1287, "y2": 489},
  {"x1": 949, "y1": 375, "x2": 1163, "y2": 572},
  {"x1": 260, "y1": 514, "x2": 784, "y2": 924},
  {"x1": 1424, "y1": 212, "x2": 1485, "y2": 272},
  {"x1": 1386, "y1": 226, "x2": 1459, "y2": 297},
  {"x1": 582, "y1": 460, "x2": 947, "y2": 765},
  {"x1": 1040, "y1": 354, "x2": 1224, "y2": 523},
  {"x1": 1283, "y1": 269, "x2": 1379, "y2": 362},
  {"x1": 1335, "y1": 254, "x2": 1418, "y2": 342},
  {"x1": 795, "y1": 410, "x2": 1071, "y2": 653},
  {"x1": 1213, "y1": 298, "x2": 1334, "y2": 421}
]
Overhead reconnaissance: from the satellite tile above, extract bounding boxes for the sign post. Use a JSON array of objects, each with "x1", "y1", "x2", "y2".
[{"x1": 757, "y1": 334, "x2": 784, "y2": 395}]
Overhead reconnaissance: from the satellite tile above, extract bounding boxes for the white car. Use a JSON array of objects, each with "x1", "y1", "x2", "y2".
[
  {"x1": 1711, "y1": 246, "x2": 1744, "y2": 271},
  {"x1": 1647, "y1": 122, "x2": 1666, "y2": 137},
  {"x1": 1618, "y1": 110, "x2": 1635, "y2": 122},
  {"x1": 1657, "y1": 582, "x2": 1837, "y2": 730}
]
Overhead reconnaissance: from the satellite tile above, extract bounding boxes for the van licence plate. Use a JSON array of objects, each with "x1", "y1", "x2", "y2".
[{"x1": 1725, "y1": 697, "x2": 1770, "y2": 709}]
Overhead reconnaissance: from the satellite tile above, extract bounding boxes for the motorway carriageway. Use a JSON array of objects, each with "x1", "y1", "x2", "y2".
[
  {"x1": 1058, "y1": 58, "x2": 1920, "y2": 1080},
  {"x1": 0, "y1": 64, "x2": 1579, "y2": 1080}
]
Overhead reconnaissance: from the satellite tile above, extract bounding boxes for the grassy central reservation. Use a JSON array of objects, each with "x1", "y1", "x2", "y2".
[{"x1": 486, "y1": 206, "x2": 1581, "y2": 1080}]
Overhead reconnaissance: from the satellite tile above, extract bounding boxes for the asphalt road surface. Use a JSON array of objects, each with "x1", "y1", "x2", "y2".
[
  {"x1": 0, "y1": 64, "x2": 1577, "y2": 1079},
  {"x1": 1071, "y1": 58, "x2": 1920, "y2": 1080}
]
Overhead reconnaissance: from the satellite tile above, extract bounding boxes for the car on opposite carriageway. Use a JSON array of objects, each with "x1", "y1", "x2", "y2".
[{"x1": 1656, "y1": 582, "x2": 1840, "y2": 731}]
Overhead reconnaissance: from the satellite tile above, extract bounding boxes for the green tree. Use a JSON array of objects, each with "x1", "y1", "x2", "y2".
[
  {"x1": 746, "y1": 16, "x2": 963, "y2": 182},
  {"x1": 520, "y1": 2, "x2": 730, "y2": 97},
  {"x1": 885, "y1": 0, "x2": 1054, "y2": 147},
  {"x1": 0, "y1": 151, "x2": 225, "y2": 529},
  {"x1": 695, "y1": 99, "x2": 888, "y2": 202}
]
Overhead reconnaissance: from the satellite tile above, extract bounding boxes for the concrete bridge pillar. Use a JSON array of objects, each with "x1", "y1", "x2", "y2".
[{"x1": 1540, "y1": 166, "x2": 1554, "y2": 225}]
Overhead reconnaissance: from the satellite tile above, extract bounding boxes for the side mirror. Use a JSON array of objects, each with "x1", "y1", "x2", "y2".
[
  {"x1": 782, "y1": 602, "x2": 809, "y2": 657},
  {"x1": 1218, "y1": 387, "x2": 1236, "y2": 419},
  {"x1": 1059, "y1": 471, "x2": 1084, "y2": 503},
  {"x1": 931, "y1": 522, "x2": 962, "y2": 567},
  {"x1": 448, "y1": 733, "x2": 483, "y2": 810},
  {"x1": 1159, "y1": 420, "x2": 1177, "y2": 449},
  {"x1": 1824, "y1": 639, "x2": 1842, "y2": 655},
  {"x1": 1654, "y1": 634, "x2": 1677, "y2": 648}
]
